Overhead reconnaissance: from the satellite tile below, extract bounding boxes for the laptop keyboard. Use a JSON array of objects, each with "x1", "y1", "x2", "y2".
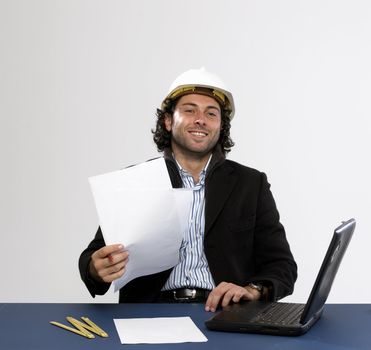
[{"x1": 251, "y1": 303, "x2": 305, "y2": 326}]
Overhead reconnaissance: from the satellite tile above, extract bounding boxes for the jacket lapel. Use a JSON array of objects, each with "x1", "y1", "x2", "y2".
[{"x1": 205, "y1": 161, "x2": 238, "y2": 236}]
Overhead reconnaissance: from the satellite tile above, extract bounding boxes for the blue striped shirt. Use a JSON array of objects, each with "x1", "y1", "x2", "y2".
[{"x1": 162, "y1": 156, "x2": 215, "y2": 291}]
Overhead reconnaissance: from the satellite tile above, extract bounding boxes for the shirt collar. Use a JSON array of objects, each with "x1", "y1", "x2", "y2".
[
  {"x1": 174, "y1": 154, "x2": 213, "y2": 176},
  {"x1": 163, "y1": 144, "x2": 226, "y2": 180}
]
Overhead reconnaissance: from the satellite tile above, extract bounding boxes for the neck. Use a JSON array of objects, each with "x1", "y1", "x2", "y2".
[{"x1": 173, "y1": 151, "x2": 211, "y2": 183}]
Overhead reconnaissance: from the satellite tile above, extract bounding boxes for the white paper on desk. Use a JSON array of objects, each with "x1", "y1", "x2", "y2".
[
  {"x1": 113, "y1": 317, "x2": 208, "y2": 344},
  {"x1": 89, "y1": 158, "x2": 193, "y2": 292}
]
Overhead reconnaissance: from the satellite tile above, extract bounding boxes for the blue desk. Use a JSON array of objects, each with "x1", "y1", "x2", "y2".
[{"x1": 0, "y1": 303, "x2": 370, "y2": 349}]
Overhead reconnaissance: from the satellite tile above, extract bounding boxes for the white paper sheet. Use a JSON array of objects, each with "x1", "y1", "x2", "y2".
[
  {"x1": 89, "y1": 158, "x2": 193, "y2": 291},
  {"x1": 89, "y1": 158, "x2": 172, "y2": 194},
  {"x1": 113, "y1": 317, "x2": 208, "y2": 344}
]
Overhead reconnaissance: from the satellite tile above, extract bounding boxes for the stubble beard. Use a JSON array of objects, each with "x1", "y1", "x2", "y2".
[{"x1": 170, "y1": 131, "x2": 220, "y2": 161}]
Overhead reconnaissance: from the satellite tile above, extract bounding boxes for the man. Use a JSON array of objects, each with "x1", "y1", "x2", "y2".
[{"x1": 79, "y1": 68, "x2": 297, "y2": 312}]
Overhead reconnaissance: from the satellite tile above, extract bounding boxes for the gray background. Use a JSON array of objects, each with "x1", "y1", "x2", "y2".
[{"x1": 1, "y1": 0, "x2": 370, "y2": 303}]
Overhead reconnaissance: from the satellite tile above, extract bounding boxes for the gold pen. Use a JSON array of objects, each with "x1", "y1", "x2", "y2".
[
  {"x1": 67, "y1": 316, "x2": 109, "y2": 338},
  {"x1": 81, "y1": 316, "x2": 109, "y2": 337},
  {"x1": 50, "y1": 321, "x2": 95, "y2": 339}
]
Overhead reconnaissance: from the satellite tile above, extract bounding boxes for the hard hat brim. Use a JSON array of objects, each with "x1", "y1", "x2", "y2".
[{"x1": 161, "y1": 84, "x2": 235, "y2": 119}]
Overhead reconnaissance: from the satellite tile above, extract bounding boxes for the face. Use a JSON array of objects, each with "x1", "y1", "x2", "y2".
[{"x1": 165, "y1": 94, "x2": 222, "y2": 160}]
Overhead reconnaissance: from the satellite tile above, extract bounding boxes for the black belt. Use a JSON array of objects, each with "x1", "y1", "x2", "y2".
[{"x1": 158, "y1": 288, "x2": 211, "y2": 302}]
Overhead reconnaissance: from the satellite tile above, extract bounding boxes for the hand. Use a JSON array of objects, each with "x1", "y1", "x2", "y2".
[
  {"x1": 205, "y1": 282, "x2": 261, "y2": 312},
  {"x1": 89, "y1": 244, "x2": 129, "y2": 283}
]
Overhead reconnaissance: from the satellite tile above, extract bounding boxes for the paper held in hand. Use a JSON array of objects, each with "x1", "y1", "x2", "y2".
[{"x1": 89, "y1": 158, "x2": 193, "y2": 291}]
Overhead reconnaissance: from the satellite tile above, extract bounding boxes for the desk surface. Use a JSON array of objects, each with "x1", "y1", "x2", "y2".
[{"x1": 1, "y1": 303, "x2": 370, "y2": 350}]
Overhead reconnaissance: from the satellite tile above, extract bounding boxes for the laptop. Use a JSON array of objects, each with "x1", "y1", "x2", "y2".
[{"x1": 205, "y1": 218, "x2": 356, "y2": 336}]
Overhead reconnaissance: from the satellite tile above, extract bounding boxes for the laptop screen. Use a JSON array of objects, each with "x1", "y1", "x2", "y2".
[{"x1": 300, "y1": 218, "x2": 355, "y2": 324}]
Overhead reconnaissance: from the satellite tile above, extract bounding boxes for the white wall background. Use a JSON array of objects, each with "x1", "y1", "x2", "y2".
[{"x1": 1, "y1": 0, "x2": 370, "y2": 303}]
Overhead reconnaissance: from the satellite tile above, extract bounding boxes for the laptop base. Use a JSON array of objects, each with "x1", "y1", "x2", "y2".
[{"x1": 205, "y1": 301, "x2": 322, "y2": 336}]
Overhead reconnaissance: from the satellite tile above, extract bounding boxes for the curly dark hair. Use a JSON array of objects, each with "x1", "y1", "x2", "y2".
[{"x1": 152, "y1": 98, "x2": 234, "y2": 155}]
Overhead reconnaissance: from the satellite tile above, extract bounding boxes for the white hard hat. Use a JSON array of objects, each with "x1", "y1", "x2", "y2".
[{"x1": 161, "y1": 67, "x2": 235, "y2": 119}]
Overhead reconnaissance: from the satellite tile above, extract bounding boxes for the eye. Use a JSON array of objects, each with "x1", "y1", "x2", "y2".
[
  {"x1": 206, "y1": 110, "x2": 220, "y2": 118},
  {"x1": 184, "y1": 107, "x2": 196, "y2": 114}
]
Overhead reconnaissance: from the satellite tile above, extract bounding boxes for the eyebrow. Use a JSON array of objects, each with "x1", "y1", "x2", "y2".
[{"x1": 180, "y1": 102, "x2": 221, "y2": 112}]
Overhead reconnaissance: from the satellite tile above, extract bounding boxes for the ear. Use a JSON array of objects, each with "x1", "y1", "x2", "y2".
[{"x1": 164, "y1": 113, "x2": 173, "y2": 132}]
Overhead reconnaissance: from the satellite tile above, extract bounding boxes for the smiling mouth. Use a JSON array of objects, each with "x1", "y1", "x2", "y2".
[{"x1": 189, "y1": 130, "x2": 208, "y2": 137}]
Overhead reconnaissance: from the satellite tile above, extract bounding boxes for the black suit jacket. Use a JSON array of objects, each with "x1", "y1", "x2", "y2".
[{"x1": 79, "y1": 150, "x2": 297, "y2": 302}]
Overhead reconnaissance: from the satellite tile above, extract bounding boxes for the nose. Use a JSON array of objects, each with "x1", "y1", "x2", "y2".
[{"x1": 194, "y1": 111, "x2": 207, "y2": 126}]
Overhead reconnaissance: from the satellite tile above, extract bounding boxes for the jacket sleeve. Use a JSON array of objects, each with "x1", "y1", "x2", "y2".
[
  {"x1": 250, "y1": 172, "x2": 297, "y2": 301},
  {"x1": 78, "y1": 227, "x2": 111, "y2": 297}
]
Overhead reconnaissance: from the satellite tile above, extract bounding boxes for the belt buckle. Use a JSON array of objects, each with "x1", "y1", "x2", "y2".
[{"x1": 173, "y1": 289, "x2": 196, "y2": 301}]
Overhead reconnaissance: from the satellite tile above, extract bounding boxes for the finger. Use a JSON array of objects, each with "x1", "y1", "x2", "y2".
[
  {"x1": 90, "y1": 246, "x2": 126, "y2": 281},
  {"x1": 96, "y1": 254, "x2": 129, "y2": 280},
  {"x1": 221, "y1": 289, "x2": 237, "y2": 307},
  {"x1": 230, "y1": 288, "x2": 249, "y2": 304},
  {"x1": 205, "y1": 282, "x2": 230, "y2": 312},
  {"x1": 106, "y1": 250, "x2": 129, "y2": 267},
  {"x1": 101, "y1": 265, "x2": 126, "y2": 283},
  {"x1": 219, "y1": 286, "x2": 246, "y2": 307},
  {"x1": 92, "y1": 245, "x2": 126, "y2": 270},
  {"x1": 95, "y1": 244, "x2": 124, "y2": 259},
  {"x1": 100, "y1": 260, "x2": 128, "y2": 282},
  {"x1": 107, "y1": 254, "x2": 114, "y2": 264},
  {"x1": 98, "y1": 253, "x2": 129, "y2": 278},
  {"x1": 103, "y1": 255, "x2": 129, "y2": 276},
  {"x1": 205, "y1": 293, "x2": 220, "y2": 313},
  {"x1": 111, "y1": 259, "x2": 128, "y2": 275}
]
